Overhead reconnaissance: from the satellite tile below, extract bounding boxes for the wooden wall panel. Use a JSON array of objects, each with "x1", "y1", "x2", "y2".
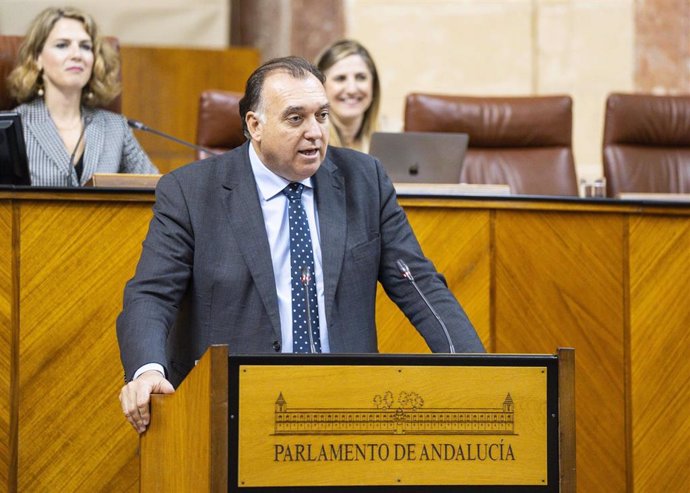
[
  {"x1": 0, "y1": 203, "x2": 13, "y2": 491},
  {"x1": 120, "y1": 46, "x2": 260, "y2": 174},
  {"x1": 629, "y1": 215, "x2": 690, "y2": 492},
  {"x1": 494, "y1": 210, "x2": 627, "y2": 493},
  {"x1": 17, "y1": 201, "x2": 153, "y2": 491},
  {"x1": 376, "y1": 207, "x2": 492, "y2": 353}
]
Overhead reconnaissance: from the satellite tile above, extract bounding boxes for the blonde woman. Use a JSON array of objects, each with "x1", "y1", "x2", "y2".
[
  {"x1": 8, "y1": 7, "x2": 157, "y2": 186},
  {"x1": 315, "y1": 39, "x2": 381, "y2": 152}
]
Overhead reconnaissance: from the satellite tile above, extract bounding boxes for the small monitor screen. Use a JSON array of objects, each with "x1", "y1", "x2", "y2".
[{"x1": 0, "y1": 111, "x2": 31, "y2": 186}]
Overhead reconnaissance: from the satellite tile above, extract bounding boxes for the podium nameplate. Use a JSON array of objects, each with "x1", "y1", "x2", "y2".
[{"x1": 229, "y1": 354, "x2": 559, "y2": 492}]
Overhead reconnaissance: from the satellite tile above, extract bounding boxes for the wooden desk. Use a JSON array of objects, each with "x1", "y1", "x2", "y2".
[
  {"x1": 0, "y1": 188, "x2": 155, "y2": 491},
  {"x1": 377, "y1": 194, "x2": 690, "y2": 493},
  {"x1": 0, "y1": 190, "x2": 688, "y2": 491}
]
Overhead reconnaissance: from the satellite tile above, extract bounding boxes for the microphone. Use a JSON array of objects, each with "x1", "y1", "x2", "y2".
[
  {"x1": 127, "y1": 119, "x2": 221, "y2": 157},
  {"x1": 396, "y1": 259, "x2": 456, "y2": 354},
  {"x1": 68, "y1": 114, "x2": 93, "y2": 172},
  {"x1": 300, "y1": 265, "x2": 317, "y2": 354}
]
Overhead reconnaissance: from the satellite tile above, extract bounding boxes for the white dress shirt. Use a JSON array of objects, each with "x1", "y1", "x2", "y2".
[{"x1": 248, "y1": 143, "x2": 330, "y2": 353}]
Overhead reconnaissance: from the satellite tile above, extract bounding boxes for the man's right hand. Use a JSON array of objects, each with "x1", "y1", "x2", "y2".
[{"x1": 119, "y1": 370, "x2": 175, "y2": 434}]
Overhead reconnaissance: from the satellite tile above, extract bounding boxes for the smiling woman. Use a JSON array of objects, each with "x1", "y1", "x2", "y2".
[
  {"x1": 315, "y1": 39, "x2": 381, "y2": 153},
  {"x1": 7, "y1": 7, "x2": 157, "y2": 186}
]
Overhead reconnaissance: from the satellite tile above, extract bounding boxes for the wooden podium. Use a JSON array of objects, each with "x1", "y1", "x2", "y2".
[{"x1": 141, "y1": 347, "x2": 575, "y2": 492}]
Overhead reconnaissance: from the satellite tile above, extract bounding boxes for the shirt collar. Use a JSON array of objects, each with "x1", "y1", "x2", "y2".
[{"x1": 248, "y1": 142, "x2": 313, "y2": 201}]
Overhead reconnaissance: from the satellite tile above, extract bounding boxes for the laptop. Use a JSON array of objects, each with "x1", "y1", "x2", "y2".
[{"x1": 369, "y1": 131, "x2": 469, "y2": 183}]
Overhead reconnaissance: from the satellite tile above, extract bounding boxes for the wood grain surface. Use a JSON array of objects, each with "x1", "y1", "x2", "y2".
[
  {"x1": 629, "y1": 215, "x2": 690, "y2": 492},
  {"x1": 141, "y1": 345, "x2": 228, "y2": 492},
  {"x1": 376, "y1": 208, "x2": 492, "y2": 353},
  {"x1": 494, "y1": 210, "x2": 627, "y2": 492},
  {"x1": 15, "y1": 198, "x2": 153, "y2": 491},
  {"x1": 0, "y1": 192, "x2": 688, "y2": 491},
  {"x1": 0, "y1": 202, "x2": 13, "y2": 491},
  {"x1": 120, "y1": 46, "x2": 259, "y2": 174}
]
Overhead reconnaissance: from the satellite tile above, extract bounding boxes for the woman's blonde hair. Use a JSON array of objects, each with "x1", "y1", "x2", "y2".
[
  {"x1": 7, "y1": 7, "x2": 120, "y2": 107},
  {"x1": 315, "y1": 39, "x2": 381, "y2": 150}
]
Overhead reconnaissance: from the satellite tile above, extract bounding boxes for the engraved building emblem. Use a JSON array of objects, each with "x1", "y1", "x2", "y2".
[{"x1": 274, "y1": 392, "x2": 515, "y2": 436}]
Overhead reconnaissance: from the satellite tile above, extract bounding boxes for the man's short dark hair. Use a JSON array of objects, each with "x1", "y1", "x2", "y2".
[{"x1": 239, "y1": 56, "x2": 326, "y2": 139}]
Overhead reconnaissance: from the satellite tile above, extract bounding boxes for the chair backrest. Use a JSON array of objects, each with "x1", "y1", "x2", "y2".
[
  {"x1": 603, "y1": 93, "x2": 690, "y2": 196},
  {"x1": 0, "y1": 34, "x2": 121, "y2": 112},
  {"x1": 404, "y1": 93, "x2": 578, "y2": 196},
  {"x1": 195, "y1": 89, "x2": 245, "y2": 159}
]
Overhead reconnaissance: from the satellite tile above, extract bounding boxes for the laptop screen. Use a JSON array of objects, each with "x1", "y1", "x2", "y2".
[{"x1": 369, "y1": 131, "x2": 469, "y2": 183}]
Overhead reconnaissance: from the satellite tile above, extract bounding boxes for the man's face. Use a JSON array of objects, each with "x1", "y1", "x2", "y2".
[{"x1": 246, "y1": 71, "x2": 330, "y2": 182}]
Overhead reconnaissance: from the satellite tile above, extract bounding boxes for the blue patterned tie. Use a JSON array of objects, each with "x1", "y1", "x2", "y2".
[{"x1": 283, "y1": 182, "x2": 321, "y2": 353}]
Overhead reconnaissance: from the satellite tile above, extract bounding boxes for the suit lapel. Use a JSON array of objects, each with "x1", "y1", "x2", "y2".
[
  {"x1": 221, "y1": 143, "x2": 282, "y2": 340},
  {"x1": 313, "y1": 152, "x2": 346, "y2": 327},
  {"x1": 26, "y1": 100, "x2": 74, "y2": 180}
]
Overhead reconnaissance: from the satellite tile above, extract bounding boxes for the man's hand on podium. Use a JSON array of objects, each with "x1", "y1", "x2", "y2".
[{"x1": 119, "y1": 370, "x2": 174, "y2": 434}]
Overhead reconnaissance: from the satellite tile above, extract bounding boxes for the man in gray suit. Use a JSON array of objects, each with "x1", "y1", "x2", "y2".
[{"x1": 118, "y1": 57, "x2": 484, "y2": 433}]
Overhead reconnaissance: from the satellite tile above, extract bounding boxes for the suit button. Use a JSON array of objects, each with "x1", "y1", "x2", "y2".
[{"x1": 272, "y1": 341, "x2": 281, "y2": 352}]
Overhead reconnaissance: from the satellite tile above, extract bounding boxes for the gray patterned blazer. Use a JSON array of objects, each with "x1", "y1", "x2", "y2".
[{"x1": 15, "y1": 99, "x2": 158, "y2": 187}]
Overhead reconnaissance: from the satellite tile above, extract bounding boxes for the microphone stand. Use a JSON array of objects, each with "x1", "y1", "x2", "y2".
[
  {"x1": 127, "y1": 119, "x2": 221, "y2": 157},
  {"x1": 68, "y1": 115, "x2": 92, "y2": 180},
  {"x1": 396, "y1": 259, "x2": 456, "y2": 354},
  {"x1": 300, "y1": 265, "x2": 317, "y2": 354}
]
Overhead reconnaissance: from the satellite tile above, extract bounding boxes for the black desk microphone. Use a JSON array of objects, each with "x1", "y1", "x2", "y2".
[
  {"x1": 68, "y1": 115, "x2": 93, "y2": 171},
  {"x1": 396, "y1": 258, "x2": 456, "y2": 354},
  {"x1": 300, "y1": 265, "x2": 317, "y2": 354},
  {"x1": 127, "y1": 119, "x2": 220, "y2": 157}
]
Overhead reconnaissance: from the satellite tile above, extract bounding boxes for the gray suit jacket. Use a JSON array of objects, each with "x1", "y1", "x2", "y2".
[
  {"x1": 117, "y1": 142, "x2": 484, "y2": 386},
  {"x1": 16, "y1": 99, "x2": 157, "y2": 187}
]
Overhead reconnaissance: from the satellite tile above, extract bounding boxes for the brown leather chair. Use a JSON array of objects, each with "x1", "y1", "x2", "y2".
[
  {"x1": 0, "y1": 35, "x2": 121, "y2": 112},
  {"x1": 195, "y1": 89, "x2": 245, "y2": 159},
  {"x1": 404, "y1": 93, "x2": 578, "y2": 195},
  {"x1": 0, "y1": 36, "x2": 23, "y2": 111},
  {"x1": 603, "y1": 93, "x2": 690, "y2": 196}
]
